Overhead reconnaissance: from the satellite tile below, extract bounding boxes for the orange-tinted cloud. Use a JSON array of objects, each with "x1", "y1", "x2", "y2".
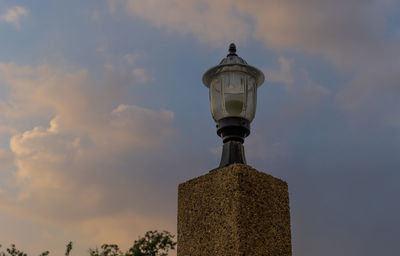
[
  {"x1": 120, "y1": 0, "x2": 252, "y2": 46},
  {"x1": 118, "y1": 0, "x2": 399, "y2": 68},
  {"x1": 0, "y1": 61, "x2": 175, "y2": 252}
]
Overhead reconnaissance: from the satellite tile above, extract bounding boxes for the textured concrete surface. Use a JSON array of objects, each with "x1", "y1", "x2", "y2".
[{"x1": 178, "y1": 164, "x2": 291, "y2": 256}]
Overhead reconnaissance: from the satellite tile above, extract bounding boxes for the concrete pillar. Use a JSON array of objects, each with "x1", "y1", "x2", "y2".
[{"x1": 178, "y1": 164, "x2": 291, "y2": 256}]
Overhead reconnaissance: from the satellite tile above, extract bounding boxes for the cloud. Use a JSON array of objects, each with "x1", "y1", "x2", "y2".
[
  {"x1": 132, "y1": 68, "x2": 152, "y2": 83},
  {"x1": 335, "y1": 58, "x2": 400, "y2": 130},
  {"x1": 1, "y1": 6, "x2": 29, "y2": 29},
  {"x1": 239, "y1": 0, "x2": 392, "y2": 68},
  {"x1": 80, "y1": 211, "x2": 175, "y2": 249},
  {"x1": 116, "y1": 0, "x2": 398, "y2": 67},
  {"x1": 122, "y1": 52, "x2": 143, "y2": 66},
  {"x1": 115, "y1": 0, "x2": 400, "y2": 133},
  {"x1": 0, "y1": 125, "x2": 17, "y2": 135},
  {"x1": 120, "y1": 0, "x2": 252, "y2": 46},
  {"x1": 246, "y1": 56, "x2": 330, "y2": 163},
  {"x1": 264, "y1": 56, "x2": 330, "y2": 97},
  {"x1": 96, "y1": 44, "x2": 151, "y2": 86},
  {"x1": 108, "y1": 0, "x2": 119, "y2": 14},
  {"x1": 91, "y1": 10, "x2": 101, "y2": 21},
  {"x1": 265, "y1": 57, "x2": 294, "y2": 85},
  {"x1": 0, "y1": 61, "x2": 176, "y2": 247},
  {"x1": 96, "y1": 41, "x2": 109, "y2": 53}
]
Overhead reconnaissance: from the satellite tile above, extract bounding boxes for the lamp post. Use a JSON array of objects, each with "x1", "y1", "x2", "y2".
[
  {"x1": 202, "y1": 43, "x2": 265, "y2": 168},
  {"x1": 178, "y1": 44, "x2": 291, "y2": 256}
]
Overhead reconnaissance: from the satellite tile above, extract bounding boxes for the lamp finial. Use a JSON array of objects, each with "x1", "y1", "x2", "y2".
[{"x1": 228, "y1": 43, "x2": 237, "y2": 56}]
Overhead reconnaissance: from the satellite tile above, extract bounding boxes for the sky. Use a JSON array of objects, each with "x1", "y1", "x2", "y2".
[{"x1": 0, "y1": 0, "x2": 399, "y2": 255}]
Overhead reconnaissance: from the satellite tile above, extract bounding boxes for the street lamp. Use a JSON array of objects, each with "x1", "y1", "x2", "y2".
[{"x1": 202, "y1": 43, "x2": 265, "y2": 168}]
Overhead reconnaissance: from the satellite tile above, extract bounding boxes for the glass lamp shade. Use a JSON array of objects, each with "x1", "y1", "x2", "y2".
[
  {"x1": 209, "y1": 70, "x2": 257, "y2": 122},
  {"x1": 203, "y1": 44, "x2": 264, "y2": 123}
]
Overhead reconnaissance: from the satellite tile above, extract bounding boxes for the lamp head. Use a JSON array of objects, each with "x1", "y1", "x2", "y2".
[{"x1": 202, "y1": 43, "x2": 264, "y2": 123}]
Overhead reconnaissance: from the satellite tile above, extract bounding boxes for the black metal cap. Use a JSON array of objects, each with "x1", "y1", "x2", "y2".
[
  {"x1": 202, "y1": 43, "x2": 265, "y2": 88},
  {"x1": 227, "y1": 43, "x2": 237, "y2": 56}
]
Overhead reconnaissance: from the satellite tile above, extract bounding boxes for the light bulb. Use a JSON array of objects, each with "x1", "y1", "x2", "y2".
[{"x1": 224, "y1": 93, "x2": 244, "y2": 116}]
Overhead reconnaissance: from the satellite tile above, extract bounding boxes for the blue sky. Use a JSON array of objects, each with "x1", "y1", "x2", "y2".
[{"x1": 0, "y1": 1, "x2": 399, "y2": 255}]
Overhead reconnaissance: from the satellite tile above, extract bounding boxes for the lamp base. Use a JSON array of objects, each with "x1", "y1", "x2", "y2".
[
  {"x1": 214, "y1": 117, "x2": 250, "y2": 170},
  {"x1": 218, "y1": 140, "x2": 246, "y2": 168}
]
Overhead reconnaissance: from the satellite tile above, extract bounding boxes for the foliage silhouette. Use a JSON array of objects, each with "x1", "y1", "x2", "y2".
[
  {"x1": 0, "y1": 244, "x2": 49, "y2": 256},
  {"x1": 65, "y1": 242, "x2": 72, "y2": 256},
  {"x1": 0, "y1": 230, "x2": 176, "y2": 256}
]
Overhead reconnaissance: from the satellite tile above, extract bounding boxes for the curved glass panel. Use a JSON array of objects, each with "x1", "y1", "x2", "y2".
[
  {"x1": 244, "y1": 76, "x2": 256, "y2": 122},
  {"x1": 210, "y1": 76, "x2": 223, "y2": 121},
  {"x1": 209, "y1": 71, "x2": 257, "y2": 122}
]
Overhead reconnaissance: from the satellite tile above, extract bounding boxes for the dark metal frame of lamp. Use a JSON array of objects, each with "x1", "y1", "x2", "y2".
[{"x1": 203, "y1": 43, "x2": 265, "y2": 169}]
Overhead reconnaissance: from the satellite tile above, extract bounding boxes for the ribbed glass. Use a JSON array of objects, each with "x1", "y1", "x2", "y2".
[{"x1": 210, "y1": 71, "x2": 257, "y2": 122}]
